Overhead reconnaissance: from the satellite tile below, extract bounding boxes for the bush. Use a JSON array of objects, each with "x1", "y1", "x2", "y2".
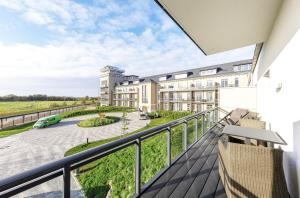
[
  {"x1": 153, "y1": 110, "x2": 190, "y2": 120},
  {"x1": 77, "y1": 116, "x2": 120, "y2": 127},
  {"x1": 60, "y1": 106, "x2": 134, "y2": 119},
  {"x1": 49, "y1": 103, "x2": 60, "y2": 108}
]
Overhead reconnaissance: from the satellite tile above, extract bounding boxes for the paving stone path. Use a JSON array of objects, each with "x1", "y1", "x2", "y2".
[{"x1": 0, "y1": 112, "x2": 149, "y2": 197}]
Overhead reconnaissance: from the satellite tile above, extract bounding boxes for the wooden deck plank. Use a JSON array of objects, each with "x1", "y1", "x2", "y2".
[
  {"x1": 140, "y1": 125, "x2": 227, "y2": 198},
  {"x1": 168, "y1": 133, "x2": 219, "y2": 198},
  {"x1": 183, "y1": 146, "x2": 218, "y2": 198},
  {"x1": 153, "y1": 131, "x2": 218, "y2": 198},
  {"x1": 214, "y1": 179, "x2": 227, "y2": 198},
  {"x1": 140, "y1": 131, "x2": 215, "y2": 198},
  {"x1": 198, "y1": 157, "x2": 220, "y2": 198}
]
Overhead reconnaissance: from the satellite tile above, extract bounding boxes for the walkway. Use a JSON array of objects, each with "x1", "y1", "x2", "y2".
[{"x1": 0, "y1": 112, "x2": 149, "y2": 197}]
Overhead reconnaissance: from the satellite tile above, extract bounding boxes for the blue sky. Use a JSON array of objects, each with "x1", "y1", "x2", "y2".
[{"x1": 0, "y1": 0, "x2": 254, "y2": 97}]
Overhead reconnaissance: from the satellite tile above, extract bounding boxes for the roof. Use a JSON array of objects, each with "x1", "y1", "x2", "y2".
[
  {"x1": 116, "y1": 59, "x2": 251, "y2": 85},
  {"x1": 155, "y1": 0, "x2": 282, "y2": 55}
]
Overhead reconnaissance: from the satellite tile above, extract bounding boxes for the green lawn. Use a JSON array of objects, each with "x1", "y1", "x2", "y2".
[
  {"x1": 65, "y1": 111, "x2": 204, "y2": 198},
  {"x1": 0, "y1": 101, "x2": 83, "y2": 117},
  {"x1": 0, "y1": 122, "x2": 35, "y2": 138}
]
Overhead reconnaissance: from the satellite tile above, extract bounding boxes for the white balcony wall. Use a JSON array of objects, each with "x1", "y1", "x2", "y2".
[
  {"x1": 219, "y1": 87, "x2": 257, "y2": 112},
  {"x1": 253, "y1": 0, "x2": 300, "y2": 196}
]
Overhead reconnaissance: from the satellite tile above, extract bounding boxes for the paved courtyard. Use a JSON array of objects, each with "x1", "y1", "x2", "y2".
[{"x1": 0, "y1": 112, "x2": 149, "y2": 197}]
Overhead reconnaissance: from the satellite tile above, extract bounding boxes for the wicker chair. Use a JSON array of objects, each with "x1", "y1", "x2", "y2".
[{"x1": 218, "y1": 138, "x2": 289, "y2": 198}]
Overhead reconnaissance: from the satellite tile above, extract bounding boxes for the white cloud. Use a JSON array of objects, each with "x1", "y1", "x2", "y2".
[{"x1": 0, "y1": 0, "x2": 255, "y2": 96}]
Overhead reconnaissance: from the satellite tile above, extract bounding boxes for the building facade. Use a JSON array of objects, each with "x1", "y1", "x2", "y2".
[{"x1": 100, "y1": 60, "x2": 252, "y2": 112}]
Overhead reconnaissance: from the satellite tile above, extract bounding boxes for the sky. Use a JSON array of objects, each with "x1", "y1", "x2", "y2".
[{"x1": 0, "y1": 0, "x2": 255, "y2": 97}]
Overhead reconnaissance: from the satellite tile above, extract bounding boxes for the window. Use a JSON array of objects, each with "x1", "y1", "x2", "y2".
[
  {"x1": 178, "y1": 82, "x2": 187, "y2": 89},
  {"x1": 200, "y1": 69, "x2": 217, "y2": 76},
  {"x1": 233, "y1": 64, "x2": 252, "y2": 72},
  {"x1": 175, "y1": 73, "x2": 187, "y2": 79},
  {"x1": 178, "y1": 103, "x2": 183, "y2": 111},
  {"x1": 196, "y1": 82, "x2": 202, "y2": 88},
  {"x1": 101, "y1": 80, "x2": 108, "y2": 87},
  {"x1": 207, "y1": 80, "x2": 213, "y2": 87},
  {"x1": 159, "y1": 76, "x2": 167, "y2": 81},
  {"x1": 207, "y1": 92, "x2": 213, "y2": 101},
  {"x1": 221, "y1": 79, "x2": 228, "y2": 87},
  {"x1": 142, "y1": 85, "x2": 147, "y2": 103},
  {"x1": 235, "y1": 78, "x2": 239, "y2": 87}
]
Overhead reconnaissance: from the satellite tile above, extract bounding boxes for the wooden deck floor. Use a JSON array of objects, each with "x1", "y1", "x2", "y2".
[{"x1": 140, "y1": 125, "x2": 227, "y2": 198}]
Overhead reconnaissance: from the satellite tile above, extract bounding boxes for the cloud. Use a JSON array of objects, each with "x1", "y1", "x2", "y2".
[{"x1": 0, "y1": 0, "x2": 254, "y2": 96}]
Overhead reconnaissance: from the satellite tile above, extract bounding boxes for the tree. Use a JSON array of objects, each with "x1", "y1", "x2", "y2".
[{"x1": 121, "y1": 110, "x2": 129, "y2": 136}]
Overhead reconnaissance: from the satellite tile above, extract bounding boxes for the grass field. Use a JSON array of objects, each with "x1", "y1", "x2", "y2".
[
  {"x1": 0, "y1": 122, "x2": 35, "y2": 138},
  {"x1": 0, "y1": 101, "x2": 83, "y2": 116},
  {"x1": 65, "y1": 111, "x2": 205, "y2": 197}
]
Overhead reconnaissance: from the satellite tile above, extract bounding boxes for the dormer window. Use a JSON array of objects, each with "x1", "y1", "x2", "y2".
[
  {"x1": 233, "y1": 64, "x2": 252, "y2": 72},
  {"x1": 159, "y1": 76, "x2": 167, "y2": 81},
  {"x1": 175, "y1": 73, "x2": 187, "y2": 79},
  {"x1": 200, "y1": 69, "x2": 217, "y2": 76}
]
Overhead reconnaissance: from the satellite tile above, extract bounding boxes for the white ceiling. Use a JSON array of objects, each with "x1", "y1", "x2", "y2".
[{"x1": 156, "y1": 0, "x2": 283, "y2": 55}]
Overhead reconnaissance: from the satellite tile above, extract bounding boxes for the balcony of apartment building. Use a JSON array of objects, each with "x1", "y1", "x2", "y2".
[
  {"x1": 113, "y1": 88, "x2": 138, "y2": 94},
  {"x1": 160, "y1": 84, "x2": 218, "y2": 93}
]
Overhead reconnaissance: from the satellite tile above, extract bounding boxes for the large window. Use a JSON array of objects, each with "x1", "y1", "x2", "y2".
[
  {"x1": 221, "y1": 79, "x2": 228, "y2": 87},
  {"x1": 142, "y1": 85, "x2": 147, "y2": 103},
  {"x1": 101, "y1": 80, "x2": 108, "y2": 87},
  {"x1": 207, "y1": 92, "x2": 213, "y2": 101},
  {"x1": 207, "y1": 80, "x2": 213, "y2": 87},
  {"x1": 235, "y1": 78, "x2": 239, "y2": 87}
]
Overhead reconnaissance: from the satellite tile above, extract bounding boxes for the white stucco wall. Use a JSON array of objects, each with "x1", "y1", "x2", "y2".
[
  {"x1": 253, "y1": 0, "x2": 300, "y2": 196},
  {"x1": 219, "y1": 87, "x2": 256, "y2": 112}
]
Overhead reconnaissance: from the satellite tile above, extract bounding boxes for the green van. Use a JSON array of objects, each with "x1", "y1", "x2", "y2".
[{"x1": 33, "y1": 115, "x2": 61, "y2": 128}]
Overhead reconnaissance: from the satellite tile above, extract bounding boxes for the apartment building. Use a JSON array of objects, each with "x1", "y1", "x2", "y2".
[{"x1": 100, "y1": 60, "x2": 252, "y2": 112}]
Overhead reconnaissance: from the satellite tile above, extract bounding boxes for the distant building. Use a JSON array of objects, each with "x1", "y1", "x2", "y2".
[{"x1": 100, "y1": 60, "x2": 252, "y2": 112}]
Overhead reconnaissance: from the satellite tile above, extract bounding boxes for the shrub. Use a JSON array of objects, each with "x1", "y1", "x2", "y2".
[
  {"x1": 78, "y1": 116, "x2": 120, "y2": 127},
  {"x1": 60, "y1": 106, "x2": 134, "y2": 119},
  {"x1": 49, "y1": 103, "x2": 60, "y2": 108}
]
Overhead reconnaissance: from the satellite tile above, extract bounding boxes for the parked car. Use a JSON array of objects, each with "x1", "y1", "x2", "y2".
[{"x1": 33, "y1": 115, "x2": 61, "y2": 128}]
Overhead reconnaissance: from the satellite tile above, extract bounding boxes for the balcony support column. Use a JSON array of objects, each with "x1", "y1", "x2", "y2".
[
  {"x1": 194, "y1": 117, "x2": 198, "y2": 141},
  {"x1": 183, "y1": 120, "x2": 188, "y2": 150},
  {"x1": 135, "y1": 138, "x2": 141, "y2": 195},
  {"x1": 166, "y1": 127, "x2": 171, "y2": 166},
  {"x1": 202, "y1": 113, "x2": 205, "y2": 134}
]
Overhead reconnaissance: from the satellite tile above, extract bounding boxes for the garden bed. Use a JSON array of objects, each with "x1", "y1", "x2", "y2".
[{"x1": 77, "y1": 116, "x2": 120, "y2": 127}]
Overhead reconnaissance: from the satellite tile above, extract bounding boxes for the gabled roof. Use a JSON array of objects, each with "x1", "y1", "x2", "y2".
[{"x1": 116, "y1": 59, "x2": 251, "y2": 85}]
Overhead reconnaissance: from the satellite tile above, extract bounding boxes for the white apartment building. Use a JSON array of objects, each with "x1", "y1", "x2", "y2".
[{"x1": 100, "y1": 60, "x2": 252, "y2": 112}]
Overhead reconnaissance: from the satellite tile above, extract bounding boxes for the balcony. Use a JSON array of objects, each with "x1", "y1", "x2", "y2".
[
  {"x1": 0, "y1": 108, "x2": 225, "y2": 197},
  {"x1": 160, "y1": 86, "x2": 218, "y2": 92}
]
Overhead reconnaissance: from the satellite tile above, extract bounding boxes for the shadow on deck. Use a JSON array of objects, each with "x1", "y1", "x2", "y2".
[{"x1": 140, "y1": 125, "x2": 226, "y2": 198}]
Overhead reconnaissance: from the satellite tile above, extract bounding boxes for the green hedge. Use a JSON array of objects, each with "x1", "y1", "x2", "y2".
[
  {"x1": 78, "y1": 116, "x2": 120, "y2": 127},
  {"x1": 60, "y1": 106, "x2": 134, "y2": 119}
]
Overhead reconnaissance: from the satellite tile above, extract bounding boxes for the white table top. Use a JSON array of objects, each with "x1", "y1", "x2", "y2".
[{"x1": 221, "y1": 125, "x2": 287, "y2": 145}]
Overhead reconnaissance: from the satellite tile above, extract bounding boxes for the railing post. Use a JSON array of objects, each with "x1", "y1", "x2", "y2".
[
  {"x1": 208, "y1": 111, "x2": 211, "y2": 129},
  {"x1": 0, "y1": 118, "x2": 2, "y2": 129},
  {"x1": 194, "y1": 117, "x2": 198, "y2": 141},
  {"x1": 135, "y1": 138, "x2": 141, "y2": 195},
  {"x1": 63, "y1": 165, "x2": 71, "y2": 198},
  {"x1": 166, "y1": 127, "x2": 171, "y2": 166},
  {"x1": 183, "y1": 120, "x2": 187, "y2": 150},
  {"x1": 202, "y1": 113, "x2": 205, "y2": 134}
]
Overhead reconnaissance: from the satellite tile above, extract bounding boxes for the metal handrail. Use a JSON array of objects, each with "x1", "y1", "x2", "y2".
[{"x1": 0, "y1": 107, "x2": 226, "y2": 197}]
